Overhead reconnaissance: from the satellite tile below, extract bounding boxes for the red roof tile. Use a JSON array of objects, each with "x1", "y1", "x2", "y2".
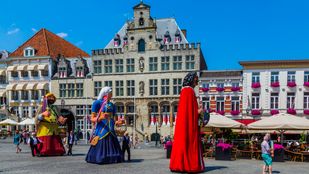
[{"x1": 9, "y1": 28, "x2": 89, "y2": 59}]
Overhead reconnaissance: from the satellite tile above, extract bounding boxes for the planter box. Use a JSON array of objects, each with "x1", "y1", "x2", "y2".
[
  {"x1": 231, "y1": 86, "x2": 240, "y2": 92},
  {"x1": 273, "y1": 149, "x2": 284, "y2": 162},
  {"x1": 270, "y1": 110, "x2": 279, "y2": 115},
  {"x1": 216, "y1": 87, "x2": 225, "y2": 92},
  {"x1": 217, "y1": 111, "x2": 225, "y2": 115},
  {"x1": 230, "y1": 110, "x2": 240, "y2": 116},
  {"x1": 251, "y1": 109, "x2": 261, "y2": 116},
  {"x1": 251, "y1": 82, "x2": 261, "y2": 88},
  {"x1": 215, "y1": 147, "x2": 231, "y2": 160},
  {"x1": 304, "y1": 82, "x2": 309, "y2": 87},
  {"x1": 201, "y1": 88, "x2": 209, "y2": 92},
  {"x1": 287, "y1": 108, "x2": 296, "y2": 115},
  {"x1": 304, "y1": 110, "x2": 309, "y2": 115},
  {"x1": 271, "y1": 82, "x2": 280, "y2": 87},
  {"x1": 287, "y1": 81, "x2": 296, "y2": 88}
]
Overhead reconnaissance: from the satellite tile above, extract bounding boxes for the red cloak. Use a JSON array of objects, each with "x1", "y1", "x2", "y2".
[{"x1": 170, "y1": 87, "x2": 204, "y2": 173}]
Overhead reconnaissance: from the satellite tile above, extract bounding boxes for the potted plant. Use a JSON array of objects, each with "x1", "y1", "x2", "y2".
[
  {"x1": 230, "y1": 110, "x2": 240, "y2": 116},
  {"x1": 217, "y1": 110, "x2": 225, "y2": 115},
  {"x1": 287, "y1": 108, "x2": 296, "y2": 115},
  {"x1": 287, "y1": 81, "x2": 296, "y2": 88},
  {"x1": 251, "y1": 82, "x2": 261, "y2": 89},
  {"x1": 201, "y1": 87, "x2": 209, "y2": 92},
  {"x1": 216, "y1": 87, "x2": 225, "y2": 92},
  {"x1": 271, "y1": 82, "x2": 280, "y2": 87},
  {"x1": 273, "y1": 144, "x2": 284, "y2": 162},
  {"x1": 215, "y1": 143, "x2": 233, "y2": 160},
  {"x1": 251, "y1": 109, "x2": 261, "y2": 116},
  {"x1": 304, "y1": 82, "x2": 309, "y2": 87},
  {"x1": 270, "y1": 109, "x2": 279, "y2": 115},
  {"x1": 304, "y1": 109, "x2": 309, "y2": 115},
  {"x1": 231, "y1": 86, "x2": 240, "y2": 92}
]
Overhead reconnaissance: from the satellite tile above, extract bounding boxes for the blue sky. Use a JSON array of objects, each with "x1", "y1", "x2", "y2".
[{"x1": 1, "y1": 0, "x2": 308, "y2": 70}]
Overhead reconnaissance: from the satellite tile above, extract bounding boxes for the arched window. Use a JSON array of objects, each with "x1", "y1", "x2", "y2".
[
  {"x1": 139, "y1": 17, "x2": 144, "y2": 26},
  {"x1": 138, "y1": 39, "x2": 145, "y2": 52}
]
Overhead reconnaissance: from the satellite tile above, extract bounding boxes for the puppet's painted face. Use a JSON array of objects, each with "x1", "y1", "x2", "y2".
[{"x1": 47, "y1": 96, "x2": 56, "y2": 104}]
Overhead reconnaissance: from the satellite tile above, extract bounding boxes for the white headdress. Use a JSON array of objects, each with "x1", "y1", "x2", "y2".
[{"x1": 97, "y1": 86, "x2": 112, "y2": 100}]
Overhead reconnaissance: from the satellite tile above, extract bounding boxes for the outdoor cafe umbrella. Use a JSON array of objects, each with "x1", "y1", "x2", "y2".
[
  {"x1": 247, "y1": 113, "x2": 309, "y2": 144},
  {"x1": 18, "y1": 118, "x2": 35, "y2": 125},
  {"x1": 205, "y1": 112, "x2": 244, "y2": 128},
  {"x1": 247, "y1": 113, "x2": 309, "y2": 130},
  {"x1": 0, "y1": 118, "x2": 18, "y2": 125}
]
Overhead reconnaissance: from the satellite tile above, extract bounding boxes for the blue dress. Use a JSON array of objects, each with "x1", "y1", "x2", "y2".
[{"x1": 85, "y1": 100, "x2": 123, "y2": 164}]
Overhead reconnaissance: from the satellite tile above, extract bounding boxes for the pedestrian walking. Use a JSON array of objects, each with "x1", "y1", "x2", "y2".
[
  {"x1": 122, "y1": 132, "x2": 131, "y2": 162},
  {"x1": 27, "y1": 132, "x2": 41, "y2": 157},
  {"x1": 13, "y1": 130, "x2": 22, "y2": 153},
  {"x1": 261, "y1": 133, "x2": 273, "y2": 174},
  {"x1": 67, "y1": 130, "x2": 74, "y2": 156}
]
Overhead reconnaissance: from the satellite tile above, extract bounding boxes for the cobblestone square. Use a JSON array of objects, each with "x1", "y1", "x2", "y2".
[{"x1": 1, "y1": 139, "x2": 309, "y2": 174}]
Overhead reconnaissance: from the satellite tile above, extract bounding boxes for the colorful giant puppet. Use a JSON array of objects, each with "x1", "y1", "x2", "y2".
[
  {"x1": 170, "y1": 72, "x2": 205, "y2": 173},
  {"x1": 35, "y1": 93, "x2": 66, "y2": 156},
  {"x1": 85, "y1": 86, "x2": 123, "y2": 164}
]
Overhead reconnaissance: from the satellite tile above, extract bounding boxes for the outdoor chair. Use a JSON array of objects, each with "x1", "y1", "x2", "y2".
[{"x1": 284, "y1": 149, "x2": 304, "y2": 162}]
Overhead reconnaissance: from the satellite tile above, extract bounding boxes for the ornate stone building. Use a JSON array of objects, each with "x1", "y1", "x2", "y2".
[
  {"x1": 7, "y1": 28, "x2": 89, "y2": 121},
  {"x1": 91, "y1": 2, "x2": 207, "y2": 139},
  {"x1": 51, "y1": 56, "x2": 92, "y2": 139}
]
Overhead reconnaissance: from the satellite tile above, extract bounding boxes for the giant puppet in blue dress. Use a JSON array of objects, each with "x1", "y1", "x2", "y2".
[{"x1": 85, "y1": 87, "x2": 123, "y2": 164}]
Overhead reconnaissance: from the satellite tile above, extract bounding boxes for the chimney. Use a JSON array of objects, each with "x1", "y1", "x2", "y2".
[{"x1": 181, "y1": 29, "x2": 187, "y2": 38}]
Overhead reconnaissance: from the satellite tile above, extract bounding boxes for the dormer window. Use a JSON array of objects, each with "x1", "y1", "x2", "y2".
[
  {"x1": 59, "y1": 67, "x2": 67, "y2": 78},
  {"x1": 76, "y1": 66, "x2": 84, "y2": 77},
  {"x1": 123, "y1": 35, "x2": 128, "y2": 46},
  {"x1": 164, "y1": 31, "x2": 171, "y2": 44},
  {"x1": 24, "y1": 47, "x2": 35, "y2": 57},
  {"x1": 175, "y1": 30, "x2": 182, "y2": 43},
  {"x1": 113, "y1": 34, "x2": 121, "y2": 47}
]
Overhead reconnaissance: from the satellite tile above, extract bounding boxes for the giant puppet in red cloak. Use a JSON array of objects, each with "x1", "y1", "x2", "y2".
[{"x1": 170, "y1": 72, "x2": 205, "y2": 173}]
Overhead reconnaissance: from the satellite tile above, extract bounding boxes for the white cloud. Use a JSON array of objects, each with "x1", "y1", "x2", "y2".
[
  {"x1": 56, "y1": 32, "x2": 68, "y2": 38},
  {"x1": 7, "y1": 28, "x2": 20, "y2": 35},
  {"x1": 31, "y1": 28, "x2": 38, "y2": 33},
  {"x1": 75, "y1": 41, "x2": 83, "y2": 46}
]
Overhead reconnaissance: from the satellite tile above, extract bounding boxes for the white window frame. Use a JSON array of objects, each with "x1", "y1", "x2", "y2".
[
  {"x1": 24, "y1": 47, "x2": 35, "y2": 57},
  {"x1": 287, "y1": 93, "x2": 295, "y2": 108},
  {"x1": 93, "y1": 60, "x2": 102, "y2": 74},
  {"x1": 287, "y1": 71, "x2": 296, "y2": 82},
  {"x1": 216, "y1": 96, "x2": 225, "y2": 111},
  {"x1": 270, "y1": 93, "x2": 279, "y2": 109},
  {"x1": 304, "y1": 71, "x2": 309, "y2": 82},
  {"x1": 252, "y1": 72, "x2": 260, "y2": 83},
  {"x1": 76, "y1": 83, "x2": 83, "y2": 97},
  {"x1": 231, "y1": 96, "x2": 240, "y2": 111},
  {"x1": 251, "y1": 93, "x2": 260, "y2": 109},
  {"x1": 59, "y1": 84, "x2": 66, "y2": 98},
  {"x1": 271, "y1": 72, "x2": 279, "y2": 83},
  {"x1": 94, "y1": 81, "x2": 102, "y2": 97},
  {"x1": 304, "y1": 92, "x2": 309, "y2": 109}
]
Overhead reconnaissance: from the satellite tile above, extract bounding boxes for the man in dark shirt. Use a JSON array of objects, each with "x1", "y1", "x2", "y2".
[{"x1": 122, "y1": 132, "x2": 131, "y2": 162}]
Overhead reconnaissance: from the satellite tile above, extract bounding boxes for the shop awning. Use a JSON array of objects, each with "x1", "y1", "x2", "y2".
[
  {"x1": 16, "y1": 83, "x2": 27, "y2": 90},
  {"x1": 235, "y1": 119, "x2": 257, "y2": 126},
  {"x1": 36, "y1": 83, "x2": 48, "y2": 90},
  {"x1": 27, "y1": 65, "x2": 38, "y2": 71},
  {"x1": 26, "y1": 83, "x2": 38, "y2": 90},
  {"x1": 0, "y1": 69, "x2": 5, "y2": 76},
  {"x1": 17, "y1": 65, "x2": 28, "y2": 71},
  {"x1": 6, "y1": 84, "x2": 17, "y2": 90},
  {"x1": 7, "y1": 66, "x2": 17, "y2": 71},
  {"x1": 38, "y1": 64, "x2": 48, "y2": 70}
]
